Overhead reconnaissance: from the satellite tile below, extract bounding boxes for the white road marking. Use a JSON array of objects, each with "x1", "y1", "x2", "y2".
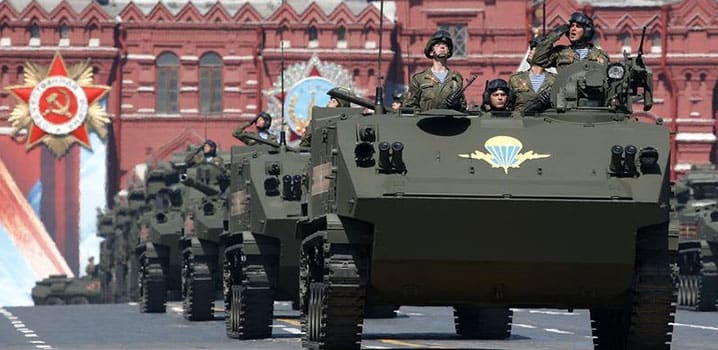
[
  {"x1": 7, "y1": 316, "x2": 18, "y2": 320},
  {"x1": 544, "y1": 328, "x2": 574, "y2": 334},
  {"x1": 12, "y1": 320, "x2": 23, "y2": 324},
  {"x1": 270, "y1": 325, "x2": 286, "y2": 328},
  {"x1": 365, "y1": 346, "x2": 391, "y2": 349},
  {"x1": 14, "y1": 323, "x2": 26, "y2": 328},
  {"x1": 171, "y1": 306, "x2": 183, "y2": 314},
  {"x1": 35, "y1": 345, "x2": 52, "y2": 349},
  {"x1": 20, "y1": 329, "x2": 35, "y2": 333},
  {"x1": 513, "y1": 323, "x2": 537, "y2": 329},
  {"x1": 29, "y1": 341, "x2": 45, "y2": 344},
  {"x1": 25, "y1": 334, "x2": 39, "y2": 337},
  {"x1": 529, "y1": 310, "x2": 580, "y2": 316},
  {"x1": 127, "y1": 302, "x2": 138, "y2": 306},
  {"x1": 671, "y1": 322, "x2": 718, "y2": 332},
  {"x1": 282, "y1": 327, "x2": 303, "y2": 334}
]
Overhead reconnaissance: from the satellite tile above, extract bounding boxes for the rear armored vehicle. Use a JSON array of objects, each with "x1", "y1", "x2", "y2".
[
  {"x1": 135, "y1": 160, "x2": 184, "y2": 313},
  {"x1": 297, "y1": 34, "x2": 675, "y2": 350},
  {"x1": 673, "y1": 168, "x2": 718, "y2": 310},
  {"x1": 32, "y1": 274, "x2": 102, "y2": 305},
  {"x1": 222, "y1": 135, "x2": 308, "y2": 339}
]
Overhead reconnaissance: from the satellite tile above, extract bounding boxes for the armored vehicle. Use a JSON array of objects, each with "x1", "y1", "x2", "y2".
[
  {"x1": 110, "y1": 199, "x2": 134, "y2": 303},
  {"x1": 136, "y1": 160, "x2": 184, "y2": 313},
  {"x1": 297, "y1": 45, "x2": 675, "y2": 349},
  {"x1": 96, "y1": 209, "x2": 116, "y2": 303},
  {"x1": 673, "y1": 168, "x2": 718, "y2": 311},
  {"x1": 175, "y1": 146, "x2": 230, "y2": 321},
  {"x1": 32, "y1": 275, "x2": 102, "y2": 305},
  {"x1": 222, "y1": 134, "x2": 308, "y2": 339},
  {"x1": 125, "y1": 182, "x2": 149, "y2": 302}
]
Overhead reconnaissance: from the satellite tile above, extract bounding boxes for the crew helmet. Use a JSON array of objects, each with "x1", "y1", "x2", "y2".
[{"x1": 424, "y1": 30, "x2": 454, "y2": 59}]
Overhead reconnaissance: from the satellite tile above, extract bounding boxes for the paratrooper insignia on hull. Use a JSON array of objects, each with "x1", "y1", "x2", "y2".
[{"x1": 458, "y1": 136, "x2": 551, "y2": 174}]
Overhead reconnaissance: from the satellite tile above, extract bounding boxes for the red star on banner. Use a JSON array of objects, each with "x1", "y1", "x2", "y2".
[{"x1": 6, "y1": 52, "x2": 110, "y2": 154}]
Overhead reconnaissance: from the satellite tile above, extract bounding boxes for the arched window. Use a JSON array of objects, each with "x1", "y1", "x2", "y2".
[
  {"x1": 156, "y1": 52, "x2": 179, "y2": 114},
  {"x1": 199, "y1": 52, "x2": 223, "y2": 114},
  {"x1": 619, "y1": 32, "x2": 632, "y2": 53},
  {"x1": 308, "y1": 25, "x2": 318, "y2": 48},
  {"x1": 336, "y1": 26, "x2": 346, "y2": 41},
  {"x1": 29, "y1": 23, "x2": 39, "y2": 38},
  {"x1": 59, "y1": 24, "x2": 69, "y2": 39},
  {"x1": 651, "y1": 32, "x2": 661, "y2": 53},
  {"x1": 336, "y1": 26, "x2": 347, "y2": 48},
  {"x1": 28, "y1": 23, "x2": 40, "y2": 46}
]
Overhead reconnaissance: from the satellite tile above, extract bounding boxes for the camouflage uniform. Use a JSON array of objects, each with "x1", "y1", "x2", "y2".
[
  {"x1": 532, "y1": 12, "x2": 609, "y2": 70},
  {"x1": 509, "y1": 70, "x2": 557, "y2": 112},
  {"x1": 184, "y1": 141, "x2": 224, "y2": 167},
  {"x1": 232, "y1": 113, "x2": 278, "y2": 146},
  {"x1": 404, "y1": 68, "x2": 466, "y2": 112}
]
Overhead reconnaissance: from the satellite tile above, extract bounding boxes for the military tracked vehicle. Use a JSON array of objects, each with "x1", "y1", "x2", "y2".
[
  {"x1": 32, "y1": 275, "x2": 102, "y2": 305},
  {"x1": 96, "y1": 209, "x2": 116, "y2": 303},
  {"x1": 222, "y1": 134, "x2": 308, "y2": 339},
  {"x1": 175, "y1": 146, "x2": 230, "y2": 321},
  {"x1": 110, "y1": 199, "x2": 134, "y2": 303},
  {"x1": 135, "y1": 160, "x2": 184, "y2": 313},
  {"x1": 125, "y1": 182, "x2": 149, "y2": 302},
  {"x1": 673, "y1": 168, "x2": 718, "y2": 311},
  {"x1": 297, "y1": 36, "x2": 675, "y2": 350}
]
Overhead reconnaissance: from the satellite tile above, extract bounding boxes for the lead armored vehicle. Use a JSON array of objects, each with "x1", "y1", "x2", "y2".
[
  {"x1": 96, "y1": 209, "x2": 116, "y2": 303},
  {"x1": 32, "y1": 275, "x2": 102, "y2": 305},
  {"x1": 136, "y1": 160, "x2": 184, "y2": 313},
  {"x1": 673, "y1": 168, "x2": 718, "y2": 310},
  {"x1": 222, "y1": 135, "x2": 308, "y2": 339},
  {"x1": 297, "y1": 41, "x2": 675, "y2": 349}
]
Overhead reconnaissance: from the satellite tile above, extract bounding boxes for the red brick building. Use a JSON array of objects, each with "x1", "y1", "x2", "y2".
[{"x1": 1, "y1": 0, "x2": 717, "y2": 271}]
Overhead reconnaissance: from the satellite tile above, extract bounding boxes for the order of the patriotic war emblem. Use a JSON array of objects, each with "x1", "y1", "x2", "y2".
[{"x1": 5, "y1": 51, "x2": 111, "y2": 157}]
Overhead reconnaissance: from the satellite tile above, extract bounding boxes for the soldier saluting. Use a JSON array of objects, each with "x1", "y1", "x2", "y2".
[
  {"x1": 533, "y1": 12, "x2": 609, "y2": 70},
  {"x1": 404, "y1": 30, "x2": 466, "y2": 112}
]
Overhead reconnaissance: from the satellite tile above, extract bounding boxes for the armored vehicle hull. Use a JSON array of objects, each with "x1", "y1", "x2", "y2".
[
  {"x1": 32, "y1": 275, "x2": 102, "y2": 305},
  {"x1": 672, "y1": 169, "x2": 718, "y2": 310},
  {"x1": 177, "y1": 158, "x2": 228, "y2": 321},
  {"x1": 299, "y1": 104, "x2": 674, "y2": 349},
  {"x1": 223, "y1": 144, "x2": 307, "y2": 339}
]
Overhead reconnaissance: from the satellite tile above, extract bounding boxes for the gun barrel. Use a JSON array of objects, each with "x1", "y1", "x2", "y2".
[
  {"x1": 327, "y1": 89, "x2": 375, "y2": 110},
  {"x1": 638, "y1": 26, "x2": 646, "y2": 55}
]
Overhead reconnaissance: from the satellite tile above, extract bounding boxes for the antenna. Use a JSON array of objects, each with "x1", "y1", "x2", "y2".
[
  {"x1": 280, "y1": 26, "x2": 287, "y2": 146},
  {"x1": 542, "y1": 0, "x2": 546, "y2": 36},
  {"x1": 374, "y1": 0, "x2": 386, "y2": 114}
]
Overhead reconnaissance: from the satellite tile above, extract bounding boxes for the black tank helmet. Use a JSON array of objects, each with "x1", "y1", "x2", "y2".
[
  {"x1": 255, "y1": 112, "x2": 272, "y2": 130},
  {"x1": 326, "y1": 87, "x2": 352, "y2": 107},
  {"x1": 424, "y1": 30, "x2": 453, "y2": 59},
  {"x1": 482, "y1": 79, "x2": 515, "y2": 109},
  {"x1": 567, "y1": 12, "x2": 595, "y2": 43},
  {"x1": 203, "y1": 139, "x2": 217, "y2": 157}
]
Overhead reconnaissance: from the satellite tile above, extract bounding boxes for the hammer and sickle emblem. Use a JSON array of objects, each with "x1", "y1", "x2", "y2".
[{"x1": 43, "y1": 89, "x2": 73, "y2": 119}]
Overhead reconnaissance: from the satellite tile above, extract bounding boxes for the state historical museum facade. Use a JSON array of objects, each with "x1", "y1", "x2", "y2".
[{"x1": 1, "y1": 0, "x2": 718, "y2": 272}]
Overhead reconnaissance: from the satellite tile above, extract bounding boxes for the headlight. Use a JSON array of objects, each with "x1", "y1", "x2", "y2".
[{"x1": 607, "y1": 64, "x2": 625, "y2": 80}]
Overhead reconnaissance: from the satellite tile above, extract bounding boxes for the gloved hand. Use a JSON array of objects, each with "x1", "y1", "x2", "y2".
[{"x1": 551, "y1": 24, "x2": 570, "y2": 36}]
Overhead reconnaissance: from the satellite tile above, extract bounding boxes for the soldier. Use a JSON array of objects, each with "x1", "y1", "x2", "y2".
[
  {"x1": 185, "y1": 139, "x2": 224, "y2": 167},
  {"x1": 404, "y1": 30, "x2": 466, "y2": 112},
  {"x1": 85, "y1": 256, "x2": 97, "y2": 277},
  {"x1": 232, "y1": 112, "x2": 278, "y2": 146},
  {"x1": 480, "y1": 79, "x2": 514, "y2": 114},
  {"x1": 391, "y1": 91, "x2": 404, "y2": 111},
  {"x1": 300, "y1": 88, "x2": 353, "y2": 147},
  {"x1": 509, "y1": 36, "x2": 557, "y2": 113},
  {"x1": 533, "y1": 12, "x2": 609, "y2": 70}
]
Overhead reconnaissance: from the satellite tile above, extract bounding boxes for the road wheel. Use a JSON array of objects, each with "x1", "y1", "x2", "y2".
[
  {"x1": 139, "y1": 256, "x2": 167, "y2": 313},
  {"x1": 182, "y1": 254, "x2": 214, "y2": 321}
]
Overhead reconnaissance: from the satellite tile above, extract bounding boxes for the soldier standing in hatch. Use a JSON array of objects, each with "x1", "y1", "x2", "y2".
[
  {"x1": 403, "y1": 30, "x2": 466, "y2": 112},
  {"x1": 533, "y1": 12, "x2": 609, "y2": 71},
  {"x1": 391, "y1": 91, "x2": 404, "y2": 112},
  {"x1": 185, "y1": 139, "x2": 224, "y2": 167},
  {"x1": 233, "y1": 112, "x2": 278, "y2": 146},
  {"x1": 85, "y1": 256, "x2": 97, "y2": 277},
  {"x1": 480, "y1": 79, "x2": 515, "y2": 115},
  {"x1": 509, "y1": 36, "x2": 557, "y2": 113}
]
